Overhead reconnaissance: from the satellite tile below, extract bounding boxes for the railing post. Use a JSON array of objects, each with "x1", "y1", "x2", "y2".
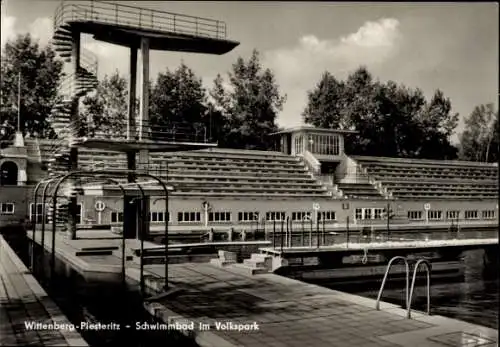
[
  {"x1": 115, "y1": 4, "x2": 118, "y2": 23},
  {"x1": 173, "y1": 14, "x2": 176, "y2": 32},
  {"x1": 272, "y1": 219, "x2": 276, "y2": 249},
  {"x1": 139, "y1": 9, "x2": 142, "y2": 27},
  {"x1": 322, "y1": 215, "x2": 326, "y2": 246},
  {"x1": 309, "y1": 218, "x2": 313, "y2": 248},
  {"x1": 346, "y1": 216, "x2": 350, "y2": 247},
  {"x1": 301, "y1": 218, "x2": 305, "y2": 247},
  {"x1": 316, "y1": 214, "x2": 320, "y2": 248}
]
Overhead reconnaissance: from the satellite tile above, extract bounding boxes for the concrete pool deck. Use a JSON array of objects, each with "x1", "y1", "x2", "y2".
[
  {"x1": 26, "y1": 230, "x2": 499, "y2": 347},
  {"x1": 0, "y1": 235, "x2": 88, "y2": 347}
]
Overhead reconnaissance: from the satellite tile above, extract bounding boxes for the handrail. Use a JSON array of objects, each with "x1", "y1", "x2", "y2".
[
  {"x1": 407, "y1": 259, "x2": 431, "y2": 319},
  {"x1": 54, "y1": 0, "x2": 227, "y2": 40},
  {"x1": 375, "y1": 256, "x2": 409, "y2": 311}
]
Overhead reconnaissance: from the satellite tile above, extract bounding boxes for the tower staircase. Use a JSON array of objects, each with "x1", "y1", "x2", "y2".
[{"x1": 45, "y1": 8, "x2": 99, "y2": 228}]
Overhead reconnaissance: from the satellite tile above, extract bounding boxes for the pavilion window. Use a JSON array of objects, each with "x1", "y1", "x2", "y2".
[{"x1": 464, "y1": 210, "x2": 478, "y2": 220}]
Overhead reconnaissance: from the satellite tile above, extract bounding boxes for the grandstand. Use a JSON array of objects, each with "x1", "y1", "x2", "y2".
[
  {"x1": 1, "y1": 129, "x2": 497, "y2": 233},
  {"x1": 353, "y1": 156, "x2": 498, "y2": 199}
]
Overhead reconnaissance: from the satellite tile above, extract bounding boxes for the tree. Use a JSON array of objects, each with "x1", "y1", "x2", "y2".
[
  {"x1": 302, "y1": 66, "x2": 459, "y2": 159},
  {"x1": 149, "y1": 63, "x2": 207, "y2": 140},
  {"x1": 0, "y1": 34, "x2": 63, "y2": 141},
  {"x1": 206, "y1": 74, "x2": 230, "y2": 143},
  {"x1": 459, "y1": 103, "x2": 498, "y2": 162},
  {"x1": 78, "y1": 71, "x2": 129, "y2": 138},
  {"x1": 210, "y1": 49, "x2": 286, "y2": 150}
]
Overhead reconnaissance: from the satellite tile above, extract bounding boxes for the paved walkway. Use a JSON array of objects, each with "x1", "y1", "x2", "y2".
[
  {"x1": 143, "y1": 262, "x2": 498, "y2": 347},
  {"x1": 0, "y1": 236, "x2": 87, "y2": 347}
]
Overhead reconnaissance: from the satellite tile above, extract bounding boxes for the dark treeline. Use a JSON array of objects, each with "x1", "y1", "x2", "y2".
[{"x1": 1, "y1": 34, "x2": 497, "y2": 161}]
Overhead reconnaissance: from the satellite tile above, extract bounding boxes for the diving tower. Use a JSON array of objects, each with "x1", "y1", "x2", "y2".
[{"x1": 48, "y1": 0, "x2": 240, "y2": 240}]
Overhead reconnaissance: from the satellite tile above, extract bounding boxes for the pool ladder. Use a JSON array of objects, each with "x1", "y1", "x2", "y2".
[{"x1": 375, "y1": 256, "x2": 431, "y2": 319}]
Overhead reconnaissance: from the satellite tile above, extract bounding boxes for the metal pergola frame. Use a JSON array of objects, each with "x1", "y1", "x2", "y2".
[{"x1": 32, "y1": 169, "x2": 171, "y2": 292}]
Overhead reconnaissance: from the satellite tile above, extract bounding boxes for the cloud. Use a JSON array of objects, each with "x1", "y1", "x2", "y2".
[
  {"x1": 1, "y1": 5, "x2": 53, "y2": 49},
  {"x1": 29, "y1": 17, "x2": 53, "y2": 48},
  {"x1": 83, "y1": 37, "x2": 130, "y2": 79},
  {"x1": 1, "y1": 6, "x2": 17, "y2": 47},
  {"x1": 263, "y1": 18, "x2": 402, "y2": 127}
]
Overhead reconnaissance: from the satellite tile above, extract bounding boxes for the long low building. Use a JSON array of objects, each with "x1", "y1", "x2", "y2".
[{"x1": 0, "y1": 126, "x2": 498, "y2": 234}]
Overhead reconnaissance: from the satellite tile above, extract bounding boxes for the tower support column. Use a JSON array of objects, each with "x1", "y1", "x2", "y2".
[
  {"x1": 67, "y1": 31, "x2": 81, "y2": 240},
  {"x1": 138, "y1": 37, "x2": 150, "y2": 141}
]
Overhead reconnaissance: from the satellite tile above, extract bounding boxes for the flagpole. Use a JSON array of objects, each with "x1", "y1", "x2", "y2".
[{"x1": 17, "y1": 71, "x2": 21, "y2": 132}]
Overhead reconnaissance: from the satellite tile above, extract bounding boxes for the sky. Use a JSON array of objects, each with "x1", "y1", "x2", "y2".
[{"x1": 1, "y1": 1, "x2": 498, "y2": 142}]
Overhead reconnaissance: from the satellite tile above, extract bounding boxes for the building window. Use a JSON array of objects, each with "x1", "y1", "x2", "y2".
[
  {"x1": 428, "y1": 210, "x2": 442, "y2": 220},
  {"x1": 111, "y1": 212, "x2": 124, "y2": 223},
  {"x1": 0, "y1": 161, "x2": 18, "y2": 186},
  {"x1": 332, "y1": 135, "x2": 340, "y2": 155},
  {"x1": 292, "y1": 212, "x2": 311, "y2": 221},
  {"x1": 407, "y1": 211, "x2": 423, "y2": 220},
  {"x1": 149, "y1": 212, "x2": 169, "y2": 223},
  {"x1": 464, "y1": 210, "x2": 478, "y2": 220},
  {"x1": 355, "y1": 208, "x2": 362, "y2": 220},
  {"x1": 266, "y1": 211, "x2": 285, "y2": 221},
  {"x1": 373, "y1": 208, "x2": 384, "y2": 219},
  {"x1": 363, "y1": 209, "x2": 372, "y2": 220},
  {"x1": 178, "y1": 212, "x2": 201, "y2": 223},
  {"x1": 446, "y1": 210, "x2": 460, "y2": 220},
  {"x1": 208, "y1": 212, "x2": 231, "y2": 222},
  {"x1": 482, "y1": 210, "x2": 495, "y2": 219},
  {"x1": 29, "y1": 203, "x2": 48, "y2": 223},
  {"x1": 320, "y1": 211, "x2": 336, "y2": 221},
  {"x1": 76, "y1": 204, "x2": 82, "y2": 224},
  {"x1": 238, "y1": 212, "x2": 260, "y2": 222},
  {"x1": 0, "y1": 202, "x2": 15, "y2": 215}
]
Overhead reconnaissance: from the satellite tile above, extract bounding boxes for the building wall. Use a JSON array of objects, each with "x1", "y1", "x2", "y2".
[
  {"x1": 0, "y1": 185, "x2": 32, "y2": 226},
  {"x1": 72, "y1": 195, "x2": 498, "y2": 228}
]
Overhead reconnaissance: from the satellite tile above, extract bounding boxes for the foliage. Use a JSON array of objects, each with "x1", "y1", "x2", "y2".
[
  {"x1": 79, "y1": 70, "x2": 130, "y2": 138},
  {"x1": 459, "y1": 103, "x2": 498, "y2": 162},
  {"x1": 0, "y1": 34, "x2": 63, "y2": 141},
  {"x1": 149, "y1": 63, "x2": 207, "y2": 140},
  {"x1": 209, "y1": 50, "x2": 286, "y2": 150},
  {"x1": 302, "y1": 66, "x2": 459, "y2": 159}
]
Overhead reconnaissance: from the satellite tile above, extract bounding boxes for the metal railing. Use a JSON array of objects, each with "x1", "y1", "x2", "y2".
[
  {"x1": 89, "y1": 121, "x2": 209, "y2": 144},
  {"x1": 376, "y1": 256, "x2": 432, "y2": 319},
  {"x1": 54, "y1": 0, "x2": 227, "y2": 40}
]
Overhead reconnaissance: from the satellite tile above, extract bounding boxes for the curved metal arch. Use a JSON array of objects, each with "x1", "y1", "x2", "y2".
[
  {"x1": 41, "y1": 176, "x2": 66, "y2": 273},
  {"x1": 51, "y1": 169, "x2": 170, "y2": 289},
  {"x1": 32, "y1": 177, "x2": 63, "y2": 239},
  {"x1": 46, "y1": 175, "x2": 128, "y2": 280},
  {"x1": 31, "y1": 177, "x2": 63, "y2": 271},
  {"x1": 93, "y1": 177, "x2": 127, "y2": 284},
  {"x1": 407, "y1": 259, "x2": 431, "y2": 319},
  {"x1": 376, "y1": 256, "x2": 410, "y2": 311}
]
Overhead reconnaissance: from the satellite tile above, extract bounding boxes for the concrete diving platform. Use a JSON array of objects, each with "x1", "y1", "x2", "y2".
[{"x1": 0, "y1": 235, "x2": 88, "y2": 346}]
